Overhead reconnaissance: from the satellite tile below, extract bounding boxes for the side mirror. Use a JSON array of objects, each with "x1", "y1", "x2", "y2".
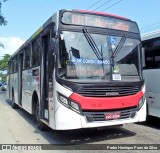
[{"x1": 49, "y1": 38, "x2": 56, "y2": 54}]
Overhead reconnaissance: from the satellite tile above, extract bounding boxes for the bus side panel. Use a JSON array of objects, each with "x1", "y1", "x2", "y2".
[
  {"x1": 21, "y1": 69, "x2": 32, "y2": 113},
  {"x1": 143, "y1": 69, "x2": 160, "y2": 117},
  {"x1": 22, "y1": 67, "x2": 41, "y2": 114},
  {"x1": 31, "y1": 67, "x2": 41, "y2": 113},
  {"x1": 146, "y1": 92, "x2": 160, "y2": 118},
  {"x1": 21, "y1": 67, "x2": 40, "y2": 114}
]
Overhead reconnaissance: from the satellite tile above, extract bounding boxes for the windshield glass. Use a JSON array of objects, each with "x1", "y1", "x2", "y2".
[
  {"x1": 58, "y1": 31, "x2": 141, "y2": 82},
  {"x1": 113, "y1": 38, "x2": 140, "y2": 81}
]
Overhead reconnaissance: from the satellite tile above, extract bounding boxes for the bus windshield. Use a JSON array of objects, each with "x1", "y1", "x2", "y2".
[{"x1": 58, "y1": 31, "x2": 140, "y2": 82}]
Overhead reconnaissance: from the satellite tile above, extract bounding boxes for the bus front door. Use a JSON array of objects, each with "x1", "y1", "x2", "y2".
[
  {"x1": 42, "y1": 32, "x2": 54, "y2": 122},
  {"x1": 18, "y1": 53, "x2": 23, "y2": 106}
]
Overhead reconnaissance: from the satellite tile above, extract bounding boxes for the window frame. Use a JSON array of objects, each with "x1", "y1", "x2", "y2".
[
  {"x1": 24, "y1": 44, "x2": 31, "y2": 69},
  {"x1": 31, "y1": 36, "x2": 41, "y2": 68}
]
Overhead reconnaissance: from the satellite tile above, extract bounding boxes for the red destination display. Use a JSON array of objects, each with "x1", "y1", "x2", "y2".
[{"x1": 61, "y1": 12, "x2": 139, "y2": 33}]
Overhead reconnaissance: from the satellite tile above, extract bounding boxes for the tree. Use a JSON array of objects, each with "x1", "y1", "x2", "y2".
[
  {"x1": 0, "y1": 73, "x2": 7, "y2": 82},
  {"x1": 0, "y1": 53, "x2": 10, "y2": 70},
  {"x1": 0, "y1": 0, "x2": 7, "y2": 26},
  {"x1": 0, "y1": 54, "x2": 10, "y2": 82}
]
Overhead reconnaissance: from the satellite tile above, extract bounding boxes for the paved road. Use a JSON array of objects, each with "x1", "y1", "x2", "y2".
[{"x1": 0, "y1": 89, "x2": 160, "y2": 153}]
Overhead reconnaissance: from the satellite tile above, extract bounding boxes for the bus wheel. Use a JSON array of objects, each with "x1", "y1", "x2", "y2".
[
  {"x1": 11, "y1": 93, "x2": 19, "y2": 109},
  {"x1": 35, "y1": 101, "x2": 47, "y2": 131}
]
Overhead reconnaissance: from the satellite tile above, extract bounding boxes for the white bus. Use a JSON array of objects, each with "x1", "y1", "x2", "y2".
[
  {"x1": 142, "y1": 31, "x2": 160, "y2": 118},
  {"x1": 7, "y1": 9, "x2": 146, "y2": 130}
]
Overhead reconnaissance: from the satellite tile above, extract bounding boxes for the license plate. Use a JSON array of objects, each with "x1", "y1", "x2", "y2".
[
  {"x1": 112, "y1": 74, "x2": 121, "y2": 81},
  {"x1": 104, "y1": 112, "x2": 121, "y2": 120}
]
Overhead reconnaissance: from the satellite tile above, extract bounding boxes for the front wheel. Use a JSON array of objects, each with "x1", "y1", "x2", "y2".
[{"x1": 35, "y1": 101, "x2": 47, "y2": 131}]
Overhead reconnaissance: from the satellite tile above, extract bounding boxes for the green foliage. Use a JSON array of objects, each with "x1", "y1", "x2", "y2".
[
  {"x1": 0, "y1": 73, "x2": 6, "y2": 82},
  {"x1": 0, "y1": 54, "x2": 10, "y2": 70},
  {"x1": 0, "y1": 0, "x2": 8, "y2": 82},
  {"x1": 0, "y1": 0, "x2": 7, "y2": 26},
  {"x1": 0, "y1": 54, "x2": 10, "y2": 82}
]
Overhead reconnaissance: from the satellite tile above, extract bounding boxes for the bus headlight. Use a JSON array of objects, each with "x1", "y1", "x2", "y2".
[
  {"x1": 138, "y1": 95, "x2": 145, "y2": 110},
  {"x1": 58, "y1": 93, "x2": 81, "y2": 114},
  {"x1": 59, "y1": 94, "x2": 69, "y2": 106},
  {"x1": 70, "y1": 101, "x2": 80, "y2": 113}
]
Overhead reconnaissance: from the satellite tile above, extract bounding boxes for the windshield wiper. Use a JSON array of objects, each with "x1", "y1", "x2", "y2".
[
  {"x1": 83, "y1": 28, "x2": 103, "y2": 60},
  {"x1": 112, "y1": 36, "x2": 126, "y2": 58}
]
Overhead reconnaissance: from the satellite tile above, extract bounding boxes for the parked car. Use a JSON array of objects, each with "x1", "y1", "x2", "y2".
[
  {"x1": 1, "y1": 82, "x2": 7, "y2": 91},
  {"x1": 0, "y1": 82, "x2": 3, "y2": 87}
]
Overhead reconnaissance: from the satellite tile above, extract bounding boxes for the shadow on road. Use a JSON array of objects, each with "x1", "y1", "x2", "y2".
[
  {"x1": 5, "y1": 98, "x2": 136, "y2": 144},
  {"x1": 138, "y1": 116, "x2": 160, "y2": 130}
]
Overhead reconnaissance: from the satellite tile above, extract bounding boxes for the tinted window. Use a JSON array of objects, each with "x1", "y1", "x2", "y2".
[
  {"x1": 24, "y1": 45, "x2": 31, "y2": 69},
  {"x1": 11, "y1": 56, "x2": 18, "y2": 73},
  {"x1": 11, "y1": 60, "x2": 14, "y2": 73},
  {"x1": 32, "y1": 38, "x2": 41, "y2": 67},
  {"x1": 144, "y1": 46, "x2": 160, "y2": 69},
  {"x1": 8, "y1": 61, "x2": 11, "y2": 74},
  {"x1": 15, "y1": 56, "x2": 18, "y2": 72}
]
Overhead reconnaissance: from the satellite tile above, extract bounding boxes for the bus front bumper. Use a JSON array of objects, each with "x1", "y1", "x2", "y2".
[{"x1": 54, "y1": 100, "x2": 146, "y2": 130}]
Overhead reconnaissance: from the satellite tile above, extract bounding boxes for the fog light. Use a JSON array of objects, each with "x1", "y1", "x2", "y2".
[{"x1": 131, "y1": 112, "x2": 136, "y2": 118}]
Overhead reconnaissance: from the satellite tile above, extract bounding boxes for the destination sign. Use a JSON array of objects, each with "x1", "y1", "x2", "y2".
[{"x1": 61, "y1": 12, "x2": 139, "y2": 33}]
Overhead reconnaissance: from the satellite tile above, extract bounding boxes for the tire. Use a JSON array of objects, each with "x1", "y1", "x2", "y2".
[
  {"x1": 11, "y1": 92, "x2": 19, "y2": 109},
  {"x1": 35, "y1": 101, "x2": 47, "y2": 131}
]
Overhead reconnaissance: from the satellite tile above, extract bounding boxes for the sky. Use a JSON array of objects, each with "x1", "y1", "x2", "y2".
[{"x1": 0, "y1": 0, "x2": 160, "y2": 57}]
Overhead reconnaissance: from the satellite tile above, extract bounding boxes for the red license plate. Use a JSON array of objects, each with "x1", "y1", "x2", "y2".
[{"x1": 104, "y1": 112, "x2": 121, "y2": 120}]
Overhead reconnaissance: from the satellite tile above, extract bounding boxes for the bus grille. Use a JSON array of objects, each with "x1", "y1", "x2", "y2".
[
  {"x1": 83, "y1": 106, "x2": 137, "y2": 122},
  {"x1": 77, "y1": 86, "x2": 140, "y2": 97}
]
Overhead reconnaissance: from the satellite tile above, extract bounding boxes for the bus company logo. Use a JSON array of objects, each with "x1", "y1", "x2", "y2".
[
  {"x1": 105, "y1": 92, "x2": 119, "y2": 96},
  {"x1": 1, "y1": 145, "x2": 42, "y2": 151},
  {"x1": 2, "y1": 145, "x2": 12, "y2": 150}
]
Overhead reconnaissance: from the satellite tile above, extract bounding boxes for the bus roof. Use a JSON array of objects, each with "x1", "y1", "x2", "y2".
[
  {"x1": 73, "y1": 9, "x2": 129, "y2": 20},
  {"x1": 141, "y1": 30, "x2": 160, "y2": 41}
]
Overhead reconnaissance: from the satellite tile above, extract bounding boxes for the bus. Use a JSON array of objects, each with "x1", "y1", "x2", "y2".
[
  {"x1": 142, "y1": 31, "x2": 160, "y2": 118},
  {"x1": 7, "y1": 9, "x2": 146, "y2": 130}
]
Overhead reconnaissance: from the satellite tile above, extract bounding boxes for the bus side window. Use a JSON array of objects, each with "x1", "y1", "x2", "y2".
[
  {"x1": 145, "y1": 48, "x2": 160, "y2": 69},
  {"x1": 10, "y1": 59, "x2": 14, "y2": 73},
  {"x1": 15, "y1": 56, "x2": 18, "y2": 72},
  {"x1": 8, "y1": 61, "x2": 11, "y2": 74},
  {"x1": 11, "y1": 57, "x2": 18, "y2": 73},
  {"x1": 21, "y1": 50, "x2": 25, "y2": 70},
  {"x1": 24, "y1": 45, "x2": 31, "y2": 69},
  {"x1": 32, "y1": 38, "x2": 41, "y2": 67}
]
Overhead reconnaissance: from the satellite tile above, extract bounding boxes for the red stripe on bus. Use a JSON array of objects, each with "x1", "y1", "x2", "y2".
[
  {"x1": 69, "y1": 91, "x2": 143, "y2": 110},
  {"x1": 74, "y1": 10, "x2": 128, "y2": 20}
]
